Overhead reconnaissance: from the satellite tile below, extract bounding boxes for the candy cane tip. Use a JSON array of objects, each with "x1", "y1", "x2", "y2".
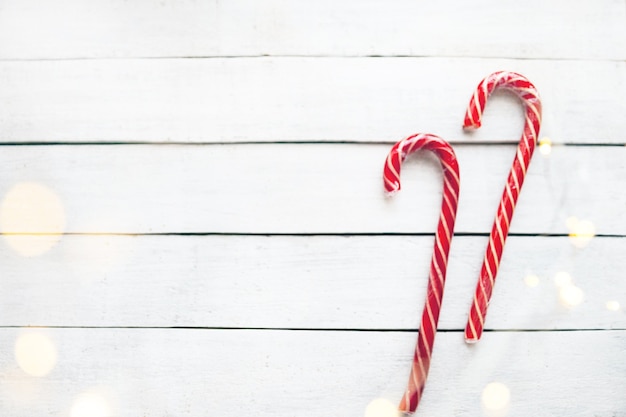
[
  {"x1": 397, "y1": 404, "x2": 414, "y2": 416},
  {"x1": 463, "y1": 113, "x2": 482, "y2": 130},
  {"x1": 384, "y1": 184, "x2": 401, "y2": 196},
  {"x1": 465, "y1": 328, "x2": 481, "y2": 342},
  {"x1": 463, "y1": 122, "x2": 481, "y2": 130}
]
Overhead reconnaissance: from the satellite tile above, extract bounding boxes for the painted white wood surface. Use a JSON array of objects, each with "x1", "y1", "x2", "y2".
[
  {"x1": 1, "y1": 329, "x2": 625, "y2": 417},
  {"x1": 1, "y1": 0, "x2": 625, "y2": 416},
  {"x1": 1, "y1": 0, "x2": 624, "y2": 60},
  {"x1": 1, "y1": 235, "x2": 623, "y2": 331},
  {"x1": 0, "y1": 58, "x2": 624, "y2": 143},
  {"x1": 0, "y1": 144, "x2": 621, "y2": 234}
]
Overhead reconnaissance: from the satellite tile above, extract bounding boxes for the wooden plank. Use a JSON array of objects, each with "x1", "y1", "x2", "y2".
[
  {"x1": 0, "y1": 144, "x2": 622, "y2": 235},
  {"x1": 0, "y1": 235, "x2": 623, "y2": 331},
  {"x1": 0, "y1": 58, "x2": 624, "y2": 144},
  {"x1": 0, "y1": 0, "x2": 624, "y2": 60},
  {"x1": 0, "y1": 328, "x2": 624, "y2": 416}
]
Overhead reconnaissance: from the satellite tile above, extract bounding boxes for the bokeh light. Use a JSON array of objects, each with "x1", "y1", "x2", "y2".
[
  {"x1": 559, "y1": 284, "x2": 585, "y2": 307},
  {"x1": 553, "y1": 271, "x2": 572, "y2": 287},
  {"x1": 605, "y1": 301, "x2": 621, "y2": 311},
  {"x1": 14, "y1": 332, "x2": 58, "y2": 377},
  {"x1": 364, "y1": 398, "x2": 399, "y2": 417},
  {"x1": 538, "y1": 137, "x2": 552, "y2": 156},
  {"x1": 71, "y1": 391, "x2": 111, "y2": 417},
  {"x1": 554, "y1": 271, "x2": 584, "y2": 308},
  {"x1": 565, "y1": 216, "x2": 579, "y2": 230},
  {"x1": 523, "y1": 274, "x2": 540, "y2": 288},
  {"x1": 0, "y1": 182, "x2": 66, "y2": 256},
  {"x1": 566, "y1": 216, "x2": 595, "y2": 249},
  {"x1": 481, "y1": 382, "x2": 510, "y2": 414}
]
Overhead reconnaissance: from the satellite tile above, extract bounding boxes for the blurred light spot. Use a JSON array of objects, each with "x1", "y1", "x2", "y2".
[
  {"x1": 566, "y1": 217, "x2": 596, "y2": 249},
  {"x1": 565, "y1": 216, "x2": 579, "y2": 230},
  {"x1": 554, "y1": 271, "x2": 572, "y2": 288},
  {"x1": 538, "y1": 137, "x2": 552, "y2": 156},
  {"x1": 71, "y1": 391, "x2": 111, "y2": 417},
  {"x1": 481, "y1": 382, "x2": 510, "y2": 412},
  {"x1": 0, "y1": 182, "x2": 66, "y2": 256},
  {"x1": 364, "y1": 398, "x2": 398, "y2": 417},
  {"x1": 560, "y1": 285, "x2": 584, "y2": 307},
  {"x1": 606, "y1": 301, "x2": 621, "y2": 311},
  {"x1": 14, "y1": 332, "x2": 58, "y2": 377},
  {"x1": 524, "y1": 274, "x2": 540, "y2": 288}
]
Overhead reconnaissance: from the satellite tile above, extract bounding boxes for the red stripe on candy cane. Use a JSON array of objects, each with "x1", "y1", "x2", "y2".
[
  {"x1": 383, "y1": 133, "x2": 461, "y2": 414},
  {"x1": 463, "y1": 71, "x2": 542, "y2": 343}
]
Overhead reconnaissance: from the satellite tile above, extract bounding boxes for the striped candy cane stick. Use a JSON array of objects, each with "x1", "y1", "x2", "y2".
[
  {"x1": 464, "y1": 71, "x2": 542, "y2": 343},
  {"x1": 384, "y1": 133, "x2": 460, "y2": 414}
]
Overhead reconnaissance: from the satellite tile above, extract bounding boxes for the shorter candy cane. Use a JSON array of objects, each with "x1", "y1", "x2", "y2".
[
  {"x1": 463, "y1": 71, "x2": 542, "y2": 343},
  {"x1": 384, "y1": 133, "x2": 460, "y2": 414}
]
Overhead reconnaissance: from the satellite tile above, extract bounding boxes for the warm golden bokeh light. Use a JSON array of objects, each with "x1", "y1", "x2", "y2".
[
  {"x1": 605, "y1": 301, "x2": 621, "y2": 312},
  {"x1": 14, "y1": 332, "x2": 58, "y2": 377},
  {"x1": 71, "y1": 391, "x2": 111, "y2": 417},
  {"x1": 538, "y1": 137, "x2": 552, "y2": 156},
  {"x1": 0, "y1": 182, "x2": 66, "y2": 256},
  {"x1": 559, "y1": 284, "x2": 585, "y2": 307},
  {"x1": 364, "y1": 398, "x2": 399, "y2": 417},
  {"x1": 565, "y1": 216, "x2": 579, "y2": 230},
  {"x1": 523, "y1": 274, "x2": 540, "y2": 288},
  {"x1": 554, "y1": 271, "x2": 572, "y2": 288},
  {"x1": 566, "y1": 216, "x2": 596, "y2": 249},
  {"x1": 481, "y1": 382, "x2": 510, "y2": 413},
  {"x1": 554, "y1": 271, "x2": 584, "y2": 308}
]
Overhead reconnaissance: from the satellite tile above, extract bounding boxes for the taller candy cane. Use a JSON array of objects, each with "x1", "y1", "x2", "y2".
[
  {"x1": 383, "y1": 133, "x2": 460, "y2": 414},
  {"x1": 463, "y1": 71, "x2": 542, "y2": 343}
]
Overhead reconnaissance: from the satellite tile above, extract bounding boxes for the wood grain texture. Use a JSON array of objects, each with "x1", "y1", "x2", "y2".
[
  {"x1": 0, "y1": 235, "x2": 623, "y2": 331},
  {"x1": 0, "y1": 58, "x2": 624, "y2": 144},
  {"x1": 1, "y1": 1, "x2": 625, "y2": 416},
  {"x1": 0, "y1": 0, "x2": 624, "y2": 60},
  {"x1": 0, "y1": 144, "x2": 621, "y2": 234},
  {"x1": 1, "y1": 328, "x2": 624, "y2": 417}
]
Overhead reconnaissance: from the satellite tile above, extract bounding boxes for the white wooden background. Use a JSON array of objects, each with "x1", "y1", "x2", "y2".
[{"x1": 0, "y1": 1, "x2": 625, "y2": 416}]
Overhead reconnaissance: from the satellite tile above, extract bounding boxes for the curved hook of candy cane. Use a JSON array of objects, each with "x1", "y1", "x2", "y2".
[
  {"x1": 463, "y1": 71, "x2": 542, "y2": 343},
  {"x1": 383, "y1": 133, "x2": 460, "y2": 414}
]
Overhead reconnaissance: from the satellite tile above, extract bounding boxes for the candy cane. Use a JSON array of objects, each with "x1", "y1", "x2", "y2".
[
  {"x1": 384, "y1": 133, "x2": 460, "y2": 414},
  {"x1": 463, "y1": 71, "x2": 542, "y2": 343}
]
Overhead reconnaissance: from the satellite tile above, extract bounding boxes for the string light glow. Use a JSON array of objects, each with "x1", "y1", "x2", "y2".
[
  {"x1": 364, "y1": 398, "x2": 399, "y2": 417},
  {"x1": 559, "y1": 285, "x2": 585, "y2": 307},
  {"x1": 566, "y1": 216, "x2": 596, "y2": 249},
  {"x1": 553, "y1": 271, "x2": 584, "y2": 307},
  {"x1": 523, "y1": 274, "x2": 540, "y2": 288},
  {"x1": 538, "y1": 137, "x2": 552, "y2": 156},
  {"x1": 14, "y1": 332, "x2": 58, "y2": 377},
  {"x1": 71, "y1": 391, "x2": 112, "y2": 417},
  {"x1": 605, "y1": 301, "x2": 620, "y2": 312},
  {"x1": 554, "y1": 271, "x2": 572, "y2": 287},
  {"x1": 0, "y1": 182, "x2": 66, "y2": 256},
  {"x1": 481, "y1": 382, "x2": 511, "y2": 414}
]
